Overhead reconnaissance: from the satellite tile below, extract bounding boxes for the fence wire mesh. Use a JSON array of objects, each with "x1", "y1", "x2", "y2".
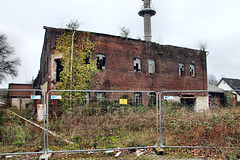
[
  {"x1": 46, "y1": 90, "x2": 158, "y2": 153},
  {"x1": 0, "y1": 89, "x2": 45, "y2": 155},
  {"x1": 1, "y1": 89, "x2": 239, "y2": 159},
  {"x1": 159, "y1": 90, "x2": 240, "y2": 159}
]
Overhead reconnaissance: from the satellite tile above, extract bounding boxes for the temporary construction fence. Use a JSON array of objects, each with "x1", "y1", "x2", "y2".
[
  {"x1": 45, "y1": 90, "x2": 158, "y2": 154},
  {"x1": 0, "y1": 88, "x2": 239, "y2": 158},
  {"x1": 0, "y1": 89, "x2": 46, "y2": 156},
  {"x1": 159, "y1": 90, "x2": 240, "y2": 151}
]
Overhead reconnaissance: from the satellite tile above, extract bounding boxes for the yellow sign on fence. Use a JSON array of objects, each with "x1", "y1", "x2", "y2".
[{"x1": 119, "y1": 99, "x2": 128, "y2": 105}]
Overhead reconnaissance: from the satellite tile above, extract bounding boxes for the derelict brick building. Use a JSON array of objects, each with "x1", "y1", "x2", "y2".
[
  {"x1": 33, "y1": 26, "x2": 208, "y2": 111},
  {"x1": 8, "y1": 83, "x2": 33, "y2": 109}
]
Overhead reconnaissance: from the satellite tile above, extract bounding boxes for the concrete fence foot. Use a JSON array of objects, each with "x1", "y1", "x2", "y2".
[
  {"x1": 153, "y1": 147, "x2": 165, "y2": 155},
  {"x1": 39, "y1": 153, "x2": 52, "y2": 160}
]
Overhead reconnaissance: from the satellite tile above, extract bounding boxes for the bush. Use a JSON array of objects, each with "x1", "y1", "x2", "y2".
[
  {"x1": 224, "y1": 92, "x2": 236, "y2": 107},
  {"x1": 2, "y1": 124, "x2": 26, "y2": 146}
]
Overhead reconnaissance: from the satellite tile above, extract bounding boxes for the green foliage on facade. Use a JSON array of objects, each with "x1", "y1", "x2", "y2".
[{"x1": 54, "y1": 31, "x2": 99, "y2": 111}]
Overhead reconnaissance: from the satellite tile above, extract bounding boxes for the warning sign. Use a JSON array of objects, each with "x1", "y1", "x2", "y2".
[{"x1": 119, "y1": 99, "x2": 128, "y2": 105}]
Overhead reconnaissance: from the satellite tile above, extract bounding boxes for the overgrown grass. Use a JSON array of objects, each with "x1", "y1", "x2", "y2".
[
  {"x1": 48, "y1": 104, "x2": 156, "y2": 150},
  {"x1": 1, "y1": 101, "x2": 239, "y2": 159},
  {"x1": 0, "y1": 106, "x2": 44, "y2": 153},
  {"x1": 161, "y1": 101, "x2": 240, "y2": 159},
  {"x1": 48, "y1": 101, "x2": 240, "y2": 159},
  {"x1": 161, "y1": 102, "x2": 240, "y2": 147}
]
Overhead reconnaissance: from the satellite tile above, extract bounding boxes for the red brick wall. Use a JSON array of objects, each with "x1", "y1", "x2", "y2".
[
  {"x1": 36, "y1": 27, "x2": 207, "y2": 94},
  {"x1": 8, "y1": 83, "x2": 32, "y2": 97},
  {"x1": 91, "y1": 34, "x2": 207, "y2": 92}
]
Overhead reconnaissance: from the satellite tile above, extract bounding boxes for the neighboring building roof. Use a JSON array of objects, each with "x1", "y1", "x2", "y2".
[
  {"x1": 8, "y1": 83, "x2": 32, "y2": 86},
  {"x1": 208, "y1": 83, "x2": 224, "y2": 93},
  {"x1": 218, "y1": 78, "x2": 240, "y2": 95}
]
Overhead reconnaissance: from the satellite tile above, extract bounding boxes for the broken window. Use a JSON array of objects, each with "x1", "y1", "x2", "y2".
[
  {"x1": 84, "y1": 92, "x2": 90, "y2": 104},
  {"x1": 46, "y1": 57, "x2": 48, "y2": 74},
  {"x1": 181, "y1": 98, "x2": 196, "y2": 110},
  {"x1": 179, "y1": 63, "x2": 185, "y2": 76},
  {"x1": 84, "y1": 53, "x2": 90, "y2": 64},
  {"x1": 190, "y1": 64, "x2": 196, "y2": 77},
  {"x1": 96, "y1": 92, "x2": 105, "y2": 101},
  {"x1": 134, "y1": 58, "x2": 141, "y2": 72},
  {"x1": 43, "y1": 61, "x2": 46, "y2": 77},
  {"x1": 134, "y1": 92, "x2": 142, "y2": 104},
  {"x1": 97, "y1": 54, "x2": 106, "y2": 69},
  {"x1": 149, "y1": 92, "x2": 156, "y2": 105},
  {"x1": 55, "y1": 59, "x2": 63, "y2": 82},
  {"x1": 148, "y1": 59, "x2": 155, "y2": 73}
]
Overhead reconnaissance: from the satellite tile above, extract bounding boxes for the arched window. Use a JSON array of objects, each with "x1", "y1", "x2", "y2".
[
  {"x1": 97, "y1": 54, "x2": 106, "y2": 70},
  {"x1": 179, "y1": 63, "x2": 185, "y2": 76},
  {"x1": 134, "y1": 92, "x2": 142, "y2": 104},
  {"x1": 190, "y1": 64, "x2": 196, "y2": 77},
  {"x1": 148, "y1": 59, "x2": 155, "y2": 73}
]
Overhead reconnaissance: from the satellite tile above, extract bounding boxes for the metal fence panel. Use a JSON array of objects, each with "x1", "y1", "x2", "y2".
[
  {"x1": 0, "y1": 89, "x2": 46, "y2": 156},
  {"x1": 46, "y1": 90, "x2": 158, "y2": 153},
  {"x1": 159, "y1": 90, "x2": 240, "y2": 150},
  {"x1": 2, "y1": 88, "x2": 239, "y2": 158}
]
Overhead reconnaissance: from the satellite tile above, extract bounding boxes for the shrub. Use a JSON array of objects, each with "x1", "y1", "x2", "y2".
[{"x1": 2, "y1": 124, "x2": 26, "y2": 146}]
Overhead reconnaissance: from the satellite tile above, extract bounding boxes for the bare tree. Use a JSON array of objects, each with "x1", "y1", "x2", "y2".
[
  {"x1": 119, "y1": 26, "x2": 130, "y2": 38},
  {"x1": 0, "y1": 33, "x2": 21, "y2": 84},
  {"x1": 66, "y1": 19, "x2": 80, "y2": 30},
  {"x1": 198, "y1": 40, "x2": 208, "y2": 51},
  {"x1": 208, "y1": 74, "x2": 218, "y2": 86}
]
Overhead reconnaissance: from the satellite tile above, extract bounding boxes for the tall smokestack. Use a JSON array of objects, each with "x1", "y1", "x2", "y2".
[{"x1": 138, "y1": 0, "x2": 156, "y2": 42}]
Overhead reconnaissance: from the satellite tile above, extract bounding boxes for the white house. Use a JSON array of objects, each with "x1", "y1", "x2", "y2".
[{"x1": 217, "y1": 78, "x2": 240, "y2": 102}]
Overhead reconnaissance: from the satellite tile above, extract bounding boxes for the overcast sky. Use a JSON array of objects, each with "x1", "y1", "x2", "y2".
[{"x1": 0, "y1": 0, "x2": 240, "y2": 88}]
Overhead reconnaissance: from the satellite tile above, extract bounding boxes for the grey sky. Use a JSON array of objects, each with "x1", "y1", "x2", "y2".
[{"x1": 0, "y1": 0, "x2": 240, "y2": 88}]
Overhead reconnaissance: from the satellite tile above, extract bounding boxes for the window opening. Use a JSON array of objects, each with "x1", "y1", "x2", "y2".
[
  {"x1": 134, "y1": 92, "x2": 142, "y2": 104},
  {"x1": 55, "y1": 59, "x2": 63, "y2": 82},
  {"x1": 179, "y1": 63, "x2": 185, "y2": 76},
  {"x1": 190, "y1": 64, "x2": 196, "y2": 77},
  {"x1": 134, "y1": 58, "x2": 141, "y2": 72},
  {"x1": 46, "y1": 57, "x2": 48, "y2": 74},
  {"x1": 96, "y1": 92, "x2": 106, "y2": 101},
  {"x1": 97, "y1": 54, "x2": 106, "y2": 69},
  {"x1": 181, "y1": 98, "x2": 196, "y2": 110},
  {"x1": 148, "y1": 59, "x2": 155, "y2": 73},
  {"x1": 84, "y1": 53, "x2": 90, "y2": 64},
  {"x1": 149, "y1": 92, "x2": 156, "y2": 105},
  {"x1": 43, "y1": 61, "x2": 46, "y2": 77},
  {"x1": 83, "y1": 92, "x2": 90, "y2": 104}
]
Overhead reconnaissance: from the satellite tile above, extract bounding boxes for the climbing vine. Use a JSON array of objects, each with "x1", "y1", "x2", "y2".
[{"x1": 54, "y1": 31, "x2": 99, "y2": 111}]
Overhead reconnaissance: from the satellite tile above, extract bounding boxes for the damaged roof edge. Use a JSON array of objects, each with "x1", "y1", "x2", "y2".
[
  {"x1": 43, "y1": 26, "x2": 141, "y2": 42},
  {"x1": 43, "y1": 26, "x2": 205, "y2": 52}
]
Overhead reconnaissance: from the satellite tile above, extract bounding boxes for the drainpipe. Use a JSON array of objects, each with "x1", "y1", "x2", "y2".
[
  {"x1": 70, "y1": 31, "x2": 75, "y2": 90},
  {"x1": 70, "y1": 31, "x2": 75, "y2": 108}
]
